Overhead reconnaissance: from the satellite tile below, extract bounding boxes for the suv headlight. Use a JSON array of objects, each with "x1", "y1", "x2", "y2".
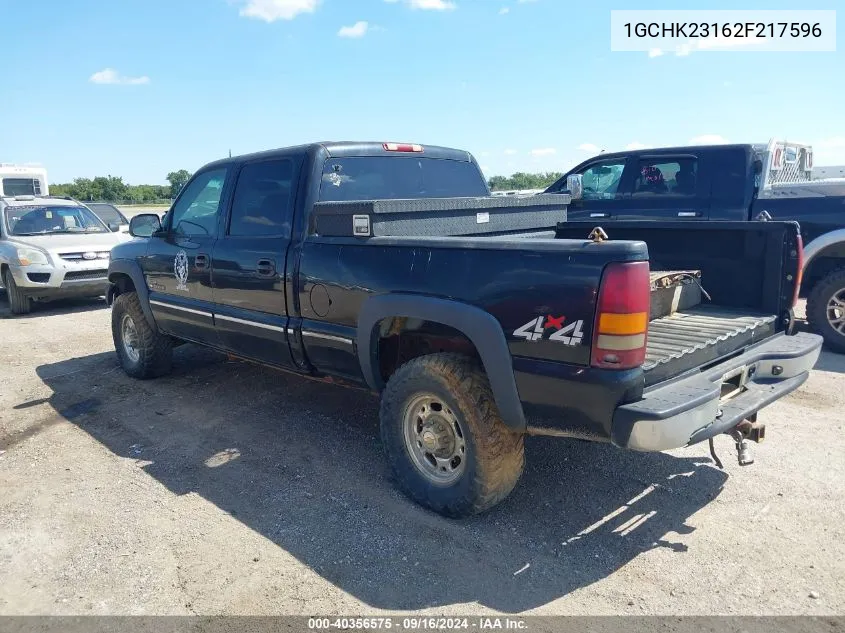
[{"x1": 16, "y1": 247, "x2": 50, "y2": 266}]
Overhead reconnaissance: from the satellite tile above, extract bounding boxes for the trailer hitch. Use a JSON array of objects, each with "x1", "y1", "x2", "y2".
[{"x1": 709, "y1": 417, "x2": 767, "y2": 469}]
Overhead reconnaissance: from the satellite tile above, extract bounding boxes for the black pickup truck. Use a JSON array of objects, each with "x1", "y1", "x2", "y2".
[
  {"x1": 544, "y1": 140, "x2": 845, "y2": 353},
  {"x1": 107, "y1": 141, "x2": 822, "y2": 517}
]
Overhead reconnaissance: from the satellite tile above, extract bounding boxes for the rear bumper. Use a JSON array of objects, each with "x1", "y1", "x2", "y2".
[{"x1": 611, "y1": 332, "x2": 823, "y2": 451}]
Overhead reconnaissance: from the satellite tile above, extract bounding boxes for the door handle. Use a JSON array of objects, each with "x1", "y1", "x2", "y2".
[
  {"x1": 195, "y1": 253, "x2": 210, "y2": 270},
  {"x1": 590, "y1": 212, "x2": 610, "y2": 218},
  {"x1": 677, "y1": 211, "x2": 701, "y2": 218},
  {"x1": 256, "y1": 258, "x2": 276, "y2": 278}
]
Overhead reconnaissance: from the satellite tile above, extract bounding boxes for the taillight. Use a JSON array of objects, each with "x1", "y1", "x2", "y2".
[
  {"x1": 382, "y1": 142, "x2": 424, "y2": 153},
  {"x1": 591, "y1": 261, "x2": 650, "y2": 369},
  {"x1": 792, "y1": 233, "x2": 804, "y2": 308}
]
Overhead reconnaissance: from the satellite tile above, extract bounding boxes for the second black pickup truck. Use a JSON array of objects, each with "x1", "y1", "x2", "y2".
[
  {"x1": 544, "y1": 140, "x2": 845, "y2": 353},
  {"x1": 107, "y1": 141, "x2": 822, "y2": 517}
]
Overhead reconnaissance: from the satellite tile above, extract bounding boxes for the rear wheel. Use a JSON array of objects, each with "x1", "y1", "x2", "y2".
[
  {"x1": 2, "y1": 269, "x2": 31, "y2": 315},
  {"x1": 807, "y1": 268, "x2": 845, "y2": 354},
  {"x1": 111, "y1": 292, "x2": 173, "y2": 378},
  {"x1": 379, "y1": 353, "x2": 525, "y2": 517}
]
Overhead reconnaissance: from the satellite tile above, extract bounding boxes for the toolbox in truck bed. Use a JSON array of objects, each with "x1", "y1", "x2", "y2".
[
  {"x1": 311, "y1": 193, "x2": 570, "y2": 238},
  {"x1": 649, "y1": 270, "x2": 704, "y2": 320}
]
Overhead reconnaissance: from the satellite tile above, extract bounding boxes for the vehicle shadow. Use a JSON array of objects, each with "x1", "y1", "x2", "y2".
[
  {"x1": 32, "y1": 346, "x2": 728, "y2": 613},
  {"x1": 0, "y1": 290, "x2": 106, "y2": 319}
]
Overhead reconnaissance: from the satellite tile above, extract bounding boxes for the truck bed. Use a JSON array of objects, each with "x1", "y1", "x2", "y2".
[{"x1": 644, "y1": 306, "x2": 778, "y2": 386}]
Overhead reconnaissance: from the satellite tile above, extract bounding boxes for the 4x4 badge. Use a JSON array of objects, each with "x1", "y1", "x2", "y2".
[{"x1": 174, "y1": 250, "x2": 189, "y2": 291}]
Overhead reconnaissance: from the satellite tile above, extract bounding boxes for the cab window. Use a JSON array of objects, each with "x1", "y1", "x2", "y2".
[
  {"x1": 169, "y1": 168, "x2": 228, "y2": 237},
  {"x1": 632, "y1": 158, "x2": 698, "y2": 197},
  {"x1": 228, "y1": 159, "x2": 296, "y2": 237},
  {"x1": 579, "y1": 160, "x2": 626, "y2": 200}
]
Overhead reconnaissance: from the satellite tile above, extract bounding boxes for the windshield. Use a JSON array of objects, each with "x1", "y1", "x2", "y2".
[
  {"x1": 3, "y1": 205, "x2": 110, "y2": 236},
  {"x1": 318, "y1": 156, "x2": 489, "y2": 202}
]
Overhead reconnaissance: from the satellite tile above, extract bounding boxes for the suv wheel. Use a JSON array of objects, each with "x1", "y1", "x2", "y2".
[
  {"x1": 2, "y1": 269, "x2": 32, "y2": 315},
  {"x1": 807, "y1": 268, "x2": 845, "y2": 354},
  {"x1": 111, "y1": 291, "x2": 173, "y2": 378},
  {"x1": 380, "y1": 353, "x2": 525, "y2": 517}
]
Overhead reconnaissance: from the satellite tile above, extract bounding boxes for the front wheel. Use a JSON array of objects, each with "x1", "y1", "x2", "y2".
[
  {"x1": 111, "y1": 291, "x2": 173, "y2": 378},
  {"x1": 2, "y1": 269, "x2": 32, "y2": 315},
  {"x1": 806, "y1": 268, "x2": 845, "y2": 354},
  {"x1": 379, "y1": 353, "x2": 525, "y2": 517}
]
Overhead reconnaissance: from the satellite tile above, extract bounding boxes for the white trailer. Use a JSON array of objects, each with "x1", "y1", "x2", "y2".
[{"x1": 0, "y1": 164, "x2": 49, "y2": 197}]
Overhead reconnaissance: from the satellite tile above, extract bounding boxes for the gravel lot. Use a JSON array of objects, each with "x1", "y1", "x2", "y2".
[{"x1": 1, "y1": 294, "x2": 843, "y2": 616}]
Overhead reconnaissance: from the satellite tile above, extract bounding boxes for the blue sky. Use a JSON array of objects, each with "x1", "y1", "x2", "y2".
[{"x1": 1, "y1": 0, "x2": 842, "y2": 184}]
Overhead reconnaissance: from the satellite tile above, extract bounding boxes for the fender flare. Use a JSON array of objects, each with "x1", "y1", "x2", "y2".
[
  {"x1": 357, "y1": 294, "x2": 526, "y2": 431},
  {"x1": 107, "y1": 260, "x2": 157, "y2": 330},
  {"x1": 803, "y1": 228, "x2": 845, "y2": 274}
]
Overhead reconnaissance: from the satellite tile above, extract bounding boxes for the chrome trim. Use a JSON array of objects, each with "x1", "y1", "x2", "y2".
[
  {"x1": 215, "y1": 313, "x2": 287, "y2": 333},
  {"x1": 301, "y1": 330, "x2": 353, "y2": 345},
  {"x1": 149, "y1": 299, "x2": 212, "y2": 318}
]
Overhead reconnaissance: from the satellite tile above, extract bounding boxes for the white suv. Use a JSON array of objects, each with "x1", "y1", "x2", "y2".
[{"x1": 0, "y1": 195, "x2": 132, "y2": 314}]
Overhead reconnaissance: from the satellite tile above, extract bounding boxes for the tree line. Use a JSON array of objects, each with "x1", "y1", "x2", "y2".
[
  {"x1": 487, "y1": 172, "x2": 563, "y2": 191},
  {"x1": 50, "y1": 170, "x2": 192, "y2": 204}
]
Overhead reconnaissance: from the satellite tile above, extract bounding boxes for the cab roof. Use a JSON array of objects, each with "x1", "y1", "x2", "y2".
[{"x1": 201, "y1": 141, "x2": 476, "y2": 171}]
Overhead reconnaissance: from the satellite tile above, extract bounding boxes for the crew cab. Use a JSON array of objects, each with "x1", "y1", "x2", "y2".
[
  {"x1": 544, "y1": 140, "x2": 845, "y2": 353},
  {"x1": 106, "y1": 141, "x2": 821, "y2": 517}
]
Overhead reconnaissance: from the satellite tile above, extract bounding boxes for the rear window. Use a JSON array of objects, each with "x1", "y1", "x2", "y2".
[
  {"x1": 3, "y1": 178, "x2": 42, "y2": 196},
  {"x1": 318, "y1": 156, "x2": 488, "y2": 202}
]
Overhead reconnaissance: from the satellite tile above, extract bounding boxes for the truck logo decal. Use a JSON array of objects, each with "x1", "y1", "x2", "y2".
[
  {"x1": 174, "y1": 250, "x2": 189, "y2": 291},
  {"x1": 513, "y1": 316, "x2": 584, "y2": 346}
]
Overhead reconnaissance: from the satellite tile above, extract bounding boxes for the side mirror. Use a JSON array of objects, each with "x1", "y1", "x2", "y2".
[
  {"x1": 129, "y1": 213, "x2": 162, "y2": 238},
  {"x1": 108, "y1": 222, "x2": 120, "y2": 232},
  {"x1": 566, "y1": 174, "x2": 584, "y2": 201}
]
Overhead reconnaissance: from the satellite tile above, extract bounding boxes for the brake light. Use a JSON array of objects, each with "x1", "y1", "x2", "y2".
[
  {"x1": 792, "y1": 233, "x2": 804, "y2": 308},
  {"x1": 382, "y1": 143, "x2": 424, "y2": 153},
  {"x1": 591, "y1": 261, "x2": 650, "y2": 369}
]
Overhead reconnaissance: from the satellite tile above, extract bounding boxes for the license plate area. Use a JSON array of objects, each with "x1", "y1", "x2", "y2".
[{"x1": 720, "y1": 365, "x2": 751, "y2": 401}]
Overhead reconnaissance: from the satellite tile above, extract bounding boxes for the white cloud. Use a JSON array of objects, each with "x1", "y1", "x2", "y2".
[
  {"x1": 498, "y1": 7, "x2": 509, "y2": 14},
  {"x1": 89, "y1": 68, "x2": 150, "y2": 85},
  {"x1": 814, "y1": 137, "x2": 845, "y2": 164},
  {"x1": 674, "y1": 35, "x2": 765, "y2": 57},
  {"x1": 626, "y1": 142, "x2": 650, "y2": 150},
  {"x1": 648, "y1": 48, "x2": 663, "y2": 58},
  {"x1": 689, "y1": 134, "x2": 730, "y2": 145},
  {"x1": 503, "y1": 149, "x2": 518, "y2": 155},
  {"x1": 385, "y1": 0, "x2": 456, "y2": 9},
  {"x1": 239, "y1": 0, "x2": 319, "y2": 22},
  {"x1": 338, "y1": 21, "x2": 369, "y2": 37},
  {"x1": 814, "y1": 137, "x2": 845, "y2": 148},
  {"x1": 577, "y1": 143, "x2": 600, "y2": 152},
  {"x1": 531, "y1": 148, "x2": 557, "y2": 156}
]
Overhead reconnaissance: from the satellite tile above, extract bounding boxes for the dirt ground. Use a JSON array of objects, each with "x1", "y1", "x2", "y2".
[{"x1": 1, "y1": 294, "x2": 843, "y2": 616}]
